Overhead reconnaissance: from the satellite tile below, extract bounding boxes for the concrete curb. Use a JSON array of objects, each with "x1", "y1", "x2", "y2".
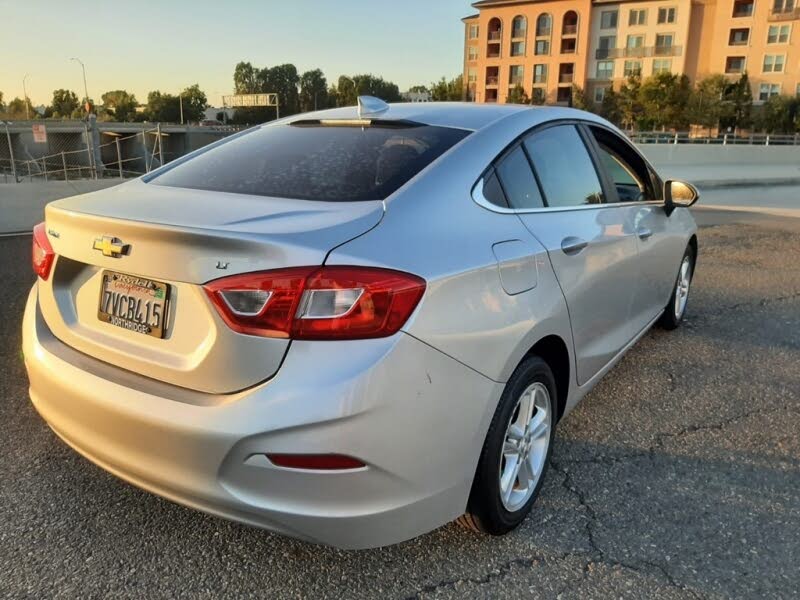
[{"x1": 693, "y1": 178, "x2": 800, "y2": 189}]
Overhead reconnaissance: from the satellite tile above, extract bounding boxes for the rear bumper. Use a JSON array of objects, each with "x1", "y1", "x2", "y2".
[{"x1": 23, "y1": 285, "x2": 501, "y2": 549}]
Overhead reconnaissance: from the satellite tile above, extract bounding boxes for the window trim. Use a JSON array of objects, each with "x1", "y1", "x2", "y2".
[{"x1": 471, "y1": 119, "x2": 664, "y2": 214}]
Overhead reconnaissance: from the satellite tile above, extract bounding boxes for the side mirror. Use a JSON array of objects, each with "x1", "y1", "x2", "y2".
[{"x1": 664, "y1": 180, "x2": 699, "y2": 216}]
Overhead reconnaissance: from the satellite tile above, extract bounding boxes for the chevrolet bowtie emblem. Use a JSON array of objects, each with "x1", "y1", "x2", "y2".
[{"x1": 92, "y1": 236, "x2": 130, "y2": 258}]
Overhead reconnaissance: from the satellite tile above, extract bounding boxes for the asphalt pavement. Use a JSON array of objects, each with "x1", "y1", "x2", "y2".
[{"x1": 1, "y1": 209, "x2": 798, "y2": 599}]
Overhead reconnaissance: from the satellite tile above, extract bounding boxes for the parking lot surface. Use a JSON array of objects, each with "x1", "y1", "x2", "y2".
[{"x1": 1, "y1": 210, "x2": 798, "y2": 599}]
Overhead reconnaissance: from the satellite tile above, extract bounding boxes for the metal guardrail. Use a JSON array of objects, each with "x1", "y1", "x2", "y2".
[{"x1": 627, "y1": 131, "x2": 800, "y2": 145}]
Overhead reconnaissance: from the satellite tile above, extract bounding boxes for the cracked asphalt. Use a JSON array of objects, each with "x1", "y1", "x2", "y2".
[{"x1": 1, "y1": 209, "x2": 798, "y2": 599}]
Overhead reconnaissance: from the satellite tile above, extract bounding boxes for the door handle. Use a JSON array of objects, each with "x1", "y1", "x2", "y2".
[
  {"x1": 637, "y1": 228, "x2": 653, "y2": 240},
  {"x1": 561, "y1": 237, "x2": 588, "y2": 255}
]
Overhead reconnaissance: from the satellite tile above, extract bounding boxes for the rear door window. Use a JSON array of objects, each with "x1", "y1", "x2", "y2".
[
  {"x1": 495, "y1": 146, "x2": 545, "y2": 210},
  {"x1": 523, "y1": 125, "x2": 605, "y2": 207},
  {"x1": 149, "y1": 121, "x2": 469, "y2": 201}
]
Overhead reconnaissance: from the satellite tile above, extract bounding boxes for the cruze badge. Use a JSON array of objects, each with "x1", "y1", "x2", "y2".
[{"x1": 93, "y1": 236, "x2": 130, "y2": 258}]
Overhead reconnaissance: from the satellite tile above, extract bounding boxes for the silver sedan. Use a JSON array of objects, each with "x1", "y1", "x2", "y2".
[{"x1": 23, "y1": 99, "x2": 698, "y2": 549}]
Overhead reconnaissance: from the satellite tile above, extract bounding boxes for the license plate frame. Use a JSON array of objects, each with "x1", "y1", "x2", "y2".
[{"x1": 97, "y1": 270, "x2": 171, "y2": 339}]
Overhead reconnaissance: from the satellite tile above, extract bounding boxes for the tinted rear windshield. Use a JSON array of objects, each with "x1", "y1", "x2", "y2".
[{"x1": 149, "y1": 121, "x2": 469, "y2": 202}]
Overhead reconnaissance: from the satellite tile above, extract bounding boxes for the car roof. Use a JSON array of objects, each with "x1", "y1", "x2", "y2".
[{"x1": 284, "y1": 102, "x2": 594, "y2": 132}]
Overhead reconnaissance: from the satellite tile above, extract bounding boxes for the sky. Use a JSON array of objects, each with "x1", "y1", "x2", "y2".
[{"x1": 0, "y1": 0, "x2": 473, "y2": 108}]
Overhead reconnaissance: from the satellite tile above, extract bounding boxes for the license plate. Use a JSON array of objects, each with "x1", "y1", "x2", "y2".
[{"x1": 97, "y1": 270, "x2": 170, "y2": 338}]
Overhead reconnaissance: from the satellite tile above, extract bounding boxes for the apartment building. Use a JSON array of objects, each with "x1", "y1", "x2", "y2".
[{"x1": 463, "y1": 0, "x2": 800, "y2": 105}]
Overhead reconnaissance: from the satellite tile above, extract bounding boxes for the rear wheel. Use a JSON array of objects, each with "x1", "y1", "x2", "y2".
[
  {"x1": 659, "y1": 246, "x2": 695, "y2": 330},
  {"x1": 458, "y1": 356, "x2": 556, "y2": 535}
]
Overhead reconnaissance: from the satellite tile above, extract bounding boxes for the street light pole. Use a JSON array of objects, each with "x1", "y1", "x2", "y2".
[
  {"x1": 70, "y1": 58, "x2": 90, "y2": 114},
  {"x1": 179, "y1": 94, "x2": 184, "y2": 124},
  {"x1": 22, "y1": 74, "x2": 30, "y2": 120}
]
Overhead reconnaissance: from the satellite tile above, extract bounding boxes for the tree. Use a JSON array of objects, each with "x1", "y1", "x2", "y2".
[
  {"x1": 180, "y1": 84, "x2": 208, "y2": 122},
  {"x1": 145, "y1": 91, "x2": 180, "y2": 122},
  {"x1": 430, "y1": 75, "x2": 464, "y2": 101},
  {"x1": 687, "y1": 74, "x2": 728, "y2": 132},
  {"x1": 571, "y1": 85, "x2": 589, "y2": 110},
  {"x1": 101, "y1": 90, "x2": 138, "y2": 122},
  {"x1": 639, "y1": 73, "x2": 691, "y2": 130},
  {"x1": 7, "y1": 97, "x2": 34, "y2": 119},
  {"x1": 233, "y1": 62, "x2": 259, "y2": 94},
  {"x1": 0, "y1": 91, "x2": 4, "y2": 112},
  {"x1": 299, "y1": 69, "x2": 328, "y2": 112},
  {"x1": 332, "y1": 74, "x2": 402, "y2": 107},
  {"x1": 408, "y1": 85, "x2": 429, "y2": 94},
  {"x1": 506, "y1": 84, "x2": 530, "y2": 105},
  {"x1": 755, "y1": 95, "x2": 799, "y2": 133},
  {"x1": 728, "y1": 73, "x2": 753, "y2": 131},
  {"x1": 598, "y1": 88, "x2": 621, "y2": 124},
  {"x1": 259, "y1": 64, "x2": 300, "y2": 116},
  {"x1": 617, "y1": 74, "x2": 645, "y2": 130},
  {"x1": 49, "y1": 89, "x2": 80, "y2": 118}
]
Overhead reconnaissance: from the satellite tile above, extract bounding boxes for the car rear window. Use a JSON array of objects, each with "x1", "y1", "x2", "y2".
[{"x1": 149, "y1": 121, "x2": 470, "y2": 202}]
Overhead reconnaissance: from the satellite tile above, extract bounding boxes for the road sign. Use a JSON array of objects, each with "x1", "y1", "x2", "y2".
[
  {"x1": 222, "y1": 93, "x2": 279, "y2": 108},
  {"x1": 32, "y1": 123, "x2": 47, "y2": 143}
]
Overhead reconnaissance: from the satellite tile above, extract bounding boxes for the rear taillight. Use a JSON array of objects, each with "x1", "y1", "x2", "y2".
[
  {"x1": 32, "y1": 222, "x2": 55, "y2": 280},
  {"x1": 204, "y1": 266, "x2": 426, "y2": 340}
]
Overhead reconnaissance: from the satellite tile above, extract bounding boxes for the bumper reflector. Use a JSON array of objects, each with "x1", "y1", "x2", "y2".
[{"x1": 266, "y1": 454, "x2": 366, "y2": 471}]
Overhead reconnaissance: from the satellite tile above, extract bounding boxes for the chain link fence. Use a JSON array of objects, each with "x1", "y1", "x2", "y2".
[{"x1": 1, "y1": 120, "x2": 243, "y2": 184}]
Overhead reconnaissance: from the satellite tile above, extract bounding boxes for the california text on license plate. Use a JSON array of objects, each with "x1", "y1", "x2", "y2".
[{"x1": 97, "y1": 270, "x2": 170, "y2": 338}]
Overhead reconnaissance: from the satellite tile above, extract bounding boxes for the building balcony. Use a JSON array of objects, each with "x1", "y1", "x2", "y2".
[
  {"x1": 558, "y1": 73, "x2": 574, "y2": 84},
  {"x1": 486, "y1": 76, "x2": 499, "y2": 87},
  {"x1": 488, "y1": 31, "x2": 502, "y2": 41},
  {"x1": 487, "y1": 49, "x2": 501, "y2": 58},
  {"x1": 769, "y1": 7, "x2": 800, "y2": 20},
  {"x1": 535, "y1": 28, "x2": 551, "y2": 37},
  {"x1": 595, "y1": 46, "x2": 682, "y2": 59},
  {"x1": 511, "y1": 29, "x2": 527, "y2": 39},
  {"x1": 562, "y1": 25, "x2": 578, "y2": 35}
]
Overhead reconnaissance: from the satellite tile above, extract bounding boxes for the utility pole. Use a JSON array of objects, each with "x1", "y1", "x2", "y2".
[
  {"x1": 70, "y1": 58, "x2": 90, "y2": 115},
  {"x1": 179, "y1": 94, "x2": 184, "y2": 125},
  {"x1": 22, "y1": 74, "x2": 30, "y2": 120}
]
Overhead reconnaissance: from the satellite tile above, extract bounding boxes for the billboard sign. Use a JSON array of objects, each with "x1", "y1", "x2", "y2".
[{"x1": 222, "y1": 93, "x2": 279, "y2": 108}]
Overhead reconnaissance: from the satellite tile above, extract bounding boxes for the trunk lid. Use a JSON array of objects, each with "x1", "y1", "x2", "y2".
[{"x1": 39, "y1": 179, "x2": 383, "y2": 394}]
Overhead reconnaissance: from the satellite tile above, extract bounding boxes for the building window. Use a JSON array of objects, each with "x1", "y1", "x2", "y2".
[
  {"x1": 729, "y1": 28, "x2": 750, "y2": 45},
  {"x1": 561, "y1": 38, "x2": 577, "y2": 53},
  {"x1": 596, "y1": 60, "x2": 614, "y2": 79},
  {"x1": 657, "y1": 7, "x2": 677, "y2": 23},
  {"x1": 773, "y1": 0, "x2": 796, "y2": 13},
  {"x1": 759, "y1": 83, "x2": 781, "y2": 101},
  {"x1": 629, "y1": 9, "x2": 647, "y2": 26},
  {"x1": 767, "y1": 24, "x2": 791, "y2": 43},
  {"x1": 763, "y1": 54, "x2": 785, "y2": 72},
  {"x1": 725, "y1": 56, "x2": 746, "y2": 73},
  {"x1": 486, "y1": 66, "x2": 500, "y2": 87},
  {"x1": 512, "y1": 15, "x2": 527, "y2": 39},
  {"x1": 532, "y1": 87, "x2": 546, "y2": 103},
  {"x1": 468, "y1": 68, "x2": 477, "y2": 84},
  {"x1": 732, "y1": 0, "x2": 754, "y2": 17},
  {"x1": 511, "y1": 41, "x2": 526, "y2": 56},
  {"x1": 535, "y1": 39, "x2": 550, "y2": 55},
  {"x1": 600, "y1": 10, "x2": 618, "y2": 29},
  {"x1": 626, "y1": 34, "x2": 645, "y2": 57},
  {"x1": 469, "y1": 24, "x2": 479, "y2": 40},
  {"x1": 509, "y1": 65, "x2": 525, "y2": 85},
  {"x1": 556, "y1": 87, "x2": 572, "y2": 103},
  {"x1": 596, "y1": 35, "x2": 616, "y2": 58},
  {"x1": 562, "y1": 11, "x2": 579, "y2": 35},
  {"x1": 558, "y1": 63, "x2": 575, "y2": 84},
  {"x1": 655, "y1": 33, "x2": 674, "y2": 55},
  {"x1": 468, "y1": 46, "x2": 479, "y2": 61},
  {"x1": 594, "y1": 86, "x2": 608, "y2": 103},
  {"x1": 652, "y1": 59, "x2": 672, "y2": 74},
  {"x1": 536, "y1": 14, "x2": 552, "y2": 36},
  {"x1": 533, "y1": 64, "x2": 548, "y2": 84},
  {"x1": 624, "y1": 60, "x2": 642, "y2": 76}
]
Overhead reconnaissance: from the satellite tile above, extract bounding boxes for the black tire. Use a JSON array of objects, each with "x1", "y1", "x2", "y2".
[
  {"x1": 658, "y1": 245, "x2": 695, "y2": 330},
  {"x1": 458, "y1": 356, "x2": 557, "y2": 536}
]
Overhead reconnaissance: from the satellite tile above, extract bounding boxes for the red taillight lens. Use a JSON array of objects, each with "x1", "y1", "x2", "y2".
[
  {"x1": 32, "y1": 222, "x2": 55, "y2": 280},
  {"x1": 266, "y1": 454, "x2": 366, "y2": 471},
  {"x1": 204, "y1": 266, "x2": 426, "y2": 341}
]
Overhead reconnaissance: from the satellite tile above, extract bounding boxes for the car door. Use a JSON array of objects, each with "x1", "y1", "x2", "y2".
[
  {"x1": 583, "y1": 124, "x2": 689, "y2": 327},
  {"x1": 505, "y1": 123, "x2": 642, "y2": 386}
]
